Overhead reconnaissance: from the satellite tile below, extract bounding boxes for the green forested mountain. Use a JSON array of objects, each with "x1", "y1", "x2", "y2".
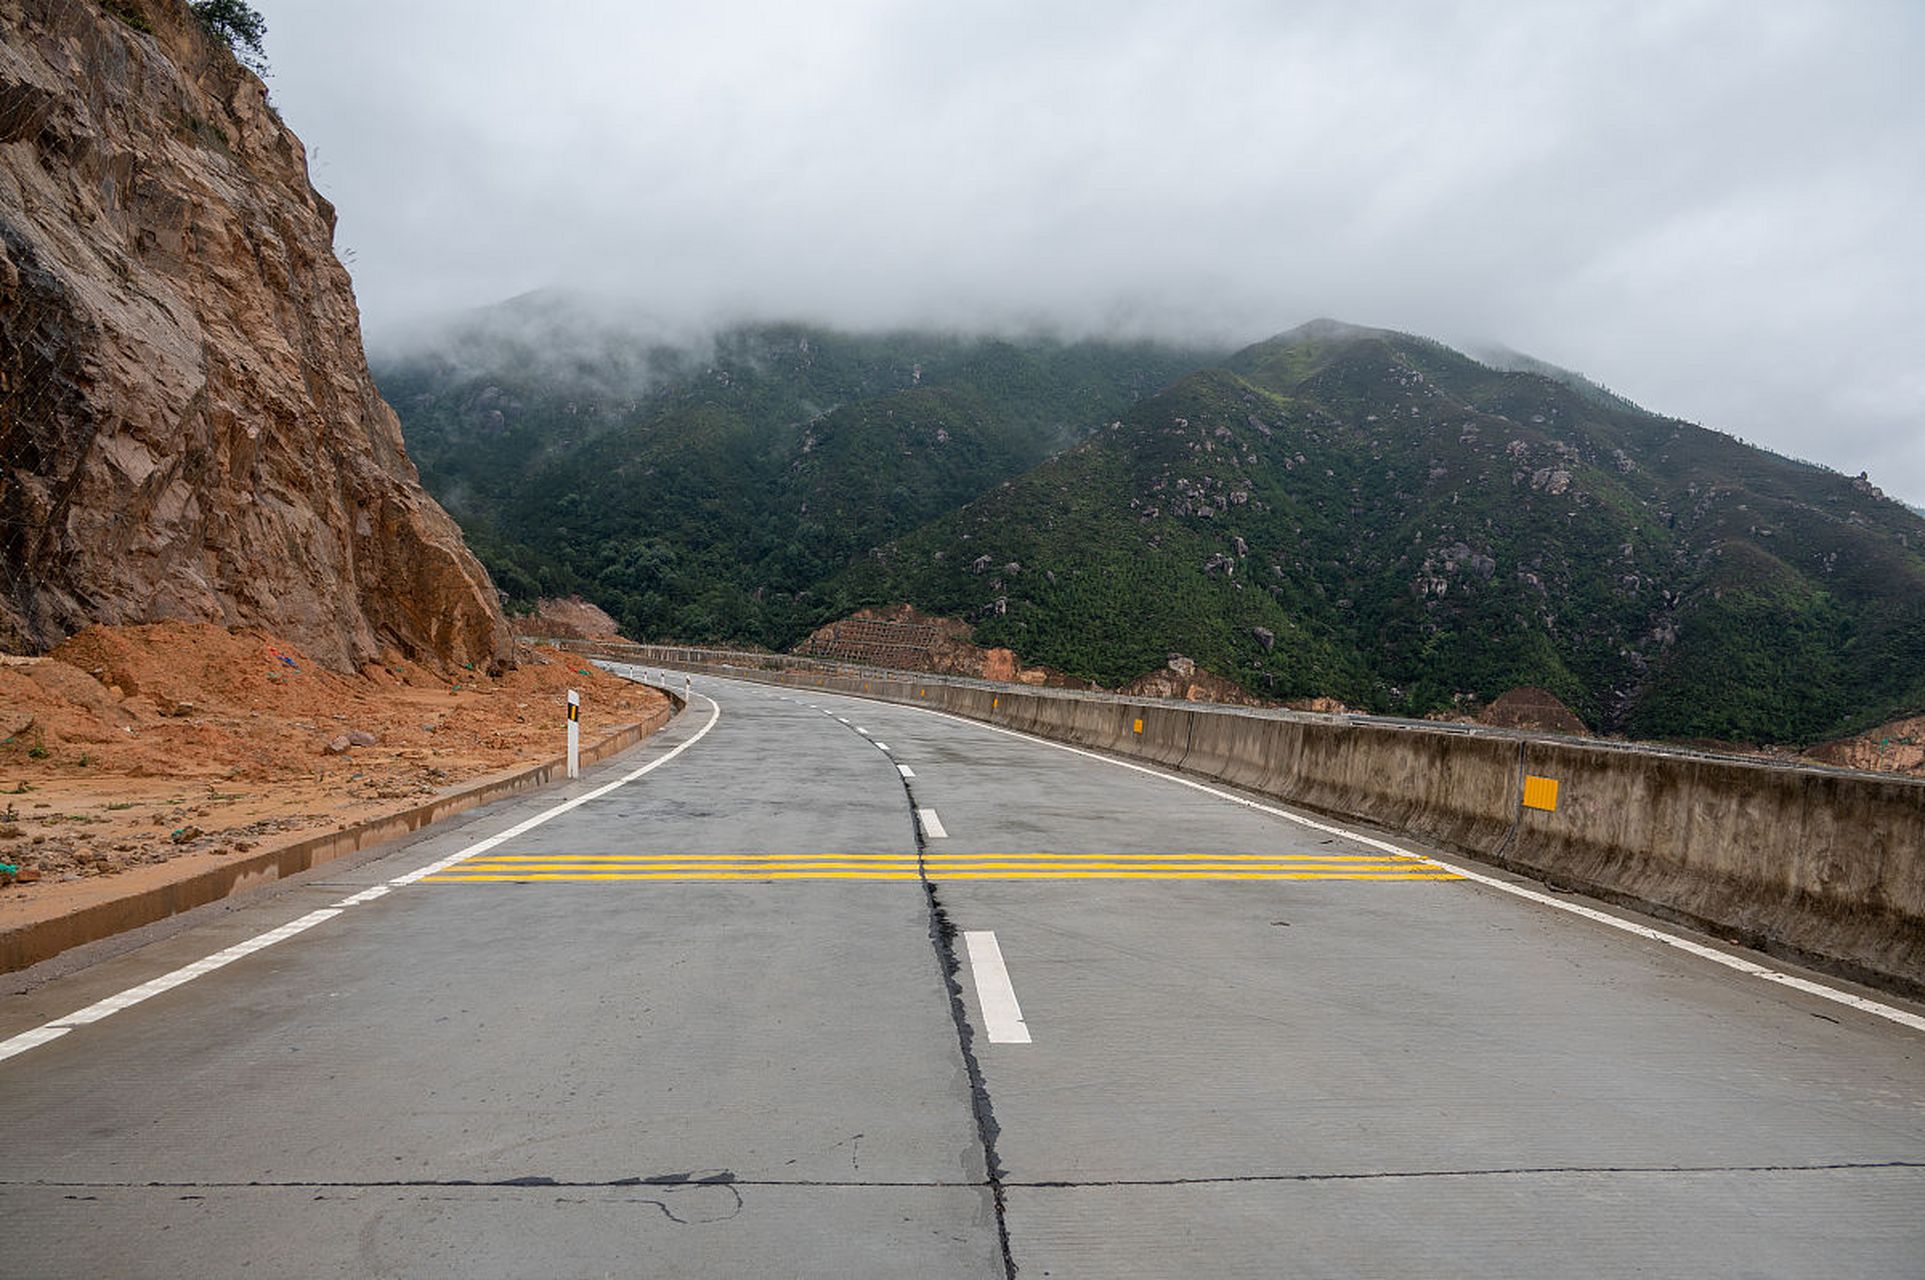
[
  {"x1": 377, "y1": 306, "x2": 1925, "y2": 744},
  {"x1": 374, "y1": 296, "x2": 1219, "y2": 645}
]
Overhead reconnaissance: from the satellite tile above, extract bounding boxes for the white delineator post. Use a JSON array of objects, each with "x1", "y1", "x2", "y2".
[{"x1": 566, "y1": 689, "x2": 581, "y2": 779}]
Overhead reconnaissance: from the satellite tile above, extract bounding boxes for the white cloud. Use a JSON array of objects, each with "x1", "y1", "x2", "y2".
[{"x1": 257, "y1": 0, "x2": 1925, "y2": 501}]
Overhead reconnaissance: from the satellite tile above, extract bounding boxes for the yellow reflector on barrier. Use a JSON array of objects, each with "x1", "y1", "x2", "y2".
[
  {"x1": 1133, "y1": 718, "x2": 1144, "y2": 734},
  {"x1": 1522, "y1": 775, "x2": 1560, "y2": 812}
]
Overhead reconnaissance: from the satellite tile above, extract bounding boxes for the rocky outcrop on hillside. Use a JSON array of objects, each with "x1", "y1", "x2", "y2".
[
  {"x1": 1805, "y1": 713, "x2": 1925, "y2": 777},
  {"x1": 0, "y1": 0, "x2": 510, "y2": 671},
  {"x1": 1477, "y1": 686, "x2": 1588, "y2": 735},
  {"x1": 524, "y1": 595, "x2": 623, "y2": 640},
  {"x1": 796, "y1": 604, "x2": 1091, "y2": 686},
  {"x1": 1117, "y1": 654, "x2": 1270, "y2": 707}
]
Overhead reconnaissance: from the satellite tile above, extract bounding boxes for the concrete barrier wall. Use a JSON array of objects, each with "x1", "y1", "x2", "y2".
[
  {"x1": 1513, "y1": 739, "x2": 1925, "y2": 993},
  {"x1": 580, "y1": 641, "x2": 1925, "y2": 994}
]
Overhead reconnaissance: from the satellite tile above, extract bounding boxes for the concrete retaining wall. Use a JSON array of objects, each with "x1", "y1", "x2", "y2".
[{"x1": 574, "y1": 641, "x2": 1925, "y2": 995}]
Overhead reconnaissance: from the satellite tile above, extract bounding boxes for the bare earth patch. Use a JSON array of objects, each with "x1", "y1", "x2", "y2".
[{"x1": 0, "y1": 623, "x2": 667, "y2": 927}]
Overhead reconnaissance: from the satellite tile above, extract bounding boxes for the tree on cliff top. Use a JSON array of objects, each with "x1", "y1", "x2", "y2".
[{"x1": 190, "y1": 0, "x2": 268, "y2": 73}]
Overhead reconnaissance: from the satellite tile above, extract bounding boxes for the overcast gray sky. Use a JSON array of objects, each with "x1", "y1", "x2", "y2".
[{"x1": 255, "y1": 0, "x2": 1925, "y2": 504}]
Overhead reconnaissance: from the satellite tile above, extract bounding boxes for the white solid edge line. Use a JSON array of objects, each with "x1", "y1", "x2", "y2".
[
  {"x1": 964, "y1": 930, "x2": 1032, "y2": 1044},
  {"x1": 838, "y1": 688, "x2": 1925, "y2": 1037},
  {"x1": 0, "y1": 1025, "x2": 71, "y2": 1063},
  {"x1": 918, "y1": 807, "x2": 948, "y2": 839},
  {"x1": 0, "y1": 690, "x2": 726, "y2": 1065},
  {"x1": 387, "y1": 692, "x2": 723, "y2": 885}
]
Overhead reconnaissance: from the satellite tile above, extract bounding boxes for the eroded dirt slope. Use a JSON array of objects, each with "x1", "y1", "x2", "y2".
[{"x1": 0, "y1": 623, "x2": 664, "y2": 904}]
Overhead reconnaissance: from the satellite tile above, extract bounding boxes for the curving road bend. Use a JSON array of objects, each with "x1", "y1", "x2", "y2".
[{"x1": 0, "y1": 671, "x2": 1920, "y2": 1278}]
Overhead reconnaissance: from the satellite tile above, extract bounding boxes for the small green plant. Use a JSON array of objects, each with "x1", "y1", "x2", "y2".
[
  {"x1": 77, "y1": 753, "x2": 91, "y2": 768},
  {"x1": 27, "y1": 744, "x2": 48, "y2": 760},
  {"x1": 177, "y1": 113, "x2": 234, "y2": 155},
  {"x1": 105, "y1": 801, "x2": 137, "y2": 811},
  {"x1": 189, "y1": 0, "x2": 268, "y2": 73}
]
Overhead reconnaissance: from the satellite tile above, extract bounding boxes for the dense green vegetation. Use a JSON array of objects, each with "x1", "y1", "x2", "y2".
[
  {"x1": 377, "y1": 306, "x2": 1925, "y2": 745},
  {"x1": 376, "y1": 303, "x2": 1217, "y2": 646}
]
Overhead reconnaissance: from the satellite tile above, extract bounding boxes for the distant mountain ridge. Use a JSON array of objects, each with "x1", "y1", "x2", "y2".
[
  {"x1": 376, "y1": 302, "x2": 1925, "y2": 745},
  {"x1": 375, "y1": 305, "x2": 1219, "y2": 642}
]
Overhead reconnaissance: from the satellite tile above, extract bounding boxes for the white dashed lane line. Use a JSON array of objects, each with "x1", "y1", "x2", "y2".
[
  {"x1": 964, "y1": 930, "x2": 1032, "y2": 1044},
  {"x1": 0, "y1": 692, "x2": 725, "y2": 1065},
  {"x1": 918, "y1": 807, "x2": 948, "y2": 839},
  {"x1": 881, "y1": 695, "x2": 1925, "y2": 1037},
  {"x1": 898, "y1": 764, "x2": 916, "y2": 779}
]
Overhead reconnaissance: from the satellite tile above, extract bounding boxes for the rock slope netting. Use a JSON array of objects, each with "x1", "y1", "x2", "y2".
[{"x1": 0, "y1": 0, "x2": 510, "y2": 671}]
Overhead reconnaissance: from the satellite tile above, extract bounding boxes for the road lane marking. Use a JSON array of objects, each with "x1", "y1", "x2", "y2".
[
  {"x1": 0, "y1": 1026, "x2": 72, "y2": 1062},
  {"x1": 464, "y1": 852, "x2": 913, "y2": 861},
  {"x1": 964, "y1": 931, "x2": 1032, "y2": 1044},
  {"x1": 881, "y1": 696, "x2": 1925, "y2": 1036},
  {"x1": 448, "y1": 858, "x2": 916, "y2": 872},
  {"x1": 387, "y1": 692, "x2": 723, "y2": 886},
  {"x1": 0, "y1": 692, "x2": 726, "y2": 1065},
  {"x1": 932, "y1": 869, "x2": 1463, "y2": 880},
  {"x1": 429, "y1": 871, "x2": 922, "y2": 882},
  {"x1": 856, "y1": 727, "x2": 871, "y2": 735},
  {"x1": 898, "y1": 764, "x2": 916, "y2": 778},
  {"x1": 875, "y1": 742, "x2": 891, "y2": 752},
  {"x1": 918, "y1": 808, "x2": 948, "y2": 838},
  {"x1": 927, "y1": 852, "x2": 1419, "y2": 863},
  {"x1": 415, "y1": 849, "x2": 1457, "y2": 883},
  {"x1": 0, "y1": 909, "x2": 322, "y2": 1060}
]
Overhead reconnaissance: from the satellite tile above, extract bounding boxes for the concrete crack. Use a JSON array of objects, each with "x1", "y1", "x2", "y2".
[
  {"x1": 1008, "y1": 1160, "x2": 1925, "y2": 1189},
  {"x1": 5, "y1": 1161, "x2": 1916, "y2": 1194},
  {"x1": 899, "y1": 770, "x2": 1018, "y2": 1279}
]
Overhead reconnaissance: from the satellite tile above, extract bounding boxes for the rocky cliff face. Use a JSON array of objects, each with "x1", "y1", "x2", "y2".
[{"x1": 0, "y1": 0, "x2": 511, "y2": 670}]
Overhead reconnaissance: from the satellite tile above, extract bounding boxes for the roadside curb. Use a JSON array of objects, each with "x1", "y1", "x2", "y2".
[{"x1": 0, "y1": 704, "x2": 674, "y2": 973}]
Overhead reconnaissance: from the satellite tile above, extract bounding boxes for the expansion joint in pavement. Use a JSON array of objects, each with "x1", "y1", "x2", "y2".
[
  {"x1": 7, "y1": 1160, "x2": 1917, "y2": 1193},
  {"x1": 1005, "y1": 1160, "x2": 1925, "y2": 1189},
  {"x1": 900, "y1": 769, "x2": 1017, "y2": 1280}
]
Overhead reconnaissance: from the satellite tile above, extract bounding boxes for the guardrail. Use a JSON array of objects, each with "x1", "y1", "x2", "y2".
[{"x1": 557, "y1": 638, "x2": 1925, "y2": 997}]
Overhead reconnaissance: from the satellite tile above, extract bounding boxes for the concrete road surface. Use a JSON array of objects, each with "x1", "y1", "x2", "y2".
[{"x1": 1, "y1": 671, "x2": 1920, "y2": 1278}]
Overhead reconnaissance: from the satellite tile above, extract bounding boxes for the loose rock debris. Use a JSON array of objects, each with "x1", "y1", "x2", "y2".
[{"x1": 0, "y1": 622, "x2": 665, "y2": 903}]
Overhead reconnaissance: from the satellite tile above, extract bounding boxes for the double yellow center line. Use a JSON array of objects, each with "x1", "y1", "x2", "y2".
[{"x1": 420, "y1": 852, "x2": 1460, "y2": 883}]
